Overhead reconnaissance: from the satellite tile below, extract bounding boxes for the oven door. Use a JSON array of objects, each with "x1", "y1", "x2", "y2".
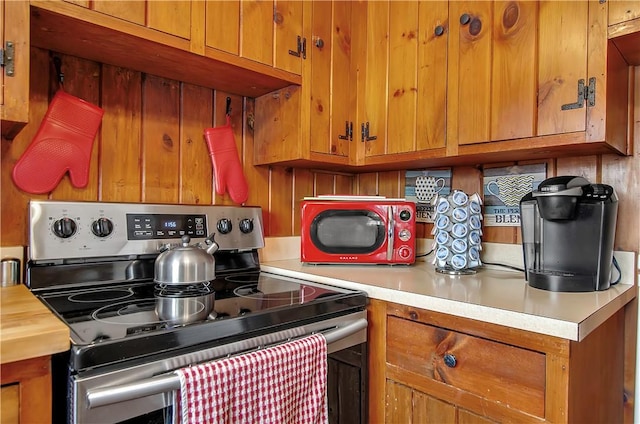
[{"x1": 74, "y1": 311, "x2": 367, "y2": 424}]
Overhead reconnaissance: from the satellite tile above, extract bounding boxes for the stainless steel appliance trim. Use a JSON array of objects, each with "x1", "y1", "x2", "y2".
[
  {"x1": 29, "y1": 200, "x2": 264, "y2": 261},
  {"x1": 85, "y1": 317, "x2": 367, "y2": 409}
]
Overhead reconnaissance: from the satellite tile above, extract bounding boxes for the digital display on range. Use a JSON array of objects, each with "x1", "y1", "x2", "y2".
[{"x1": 126, "y1": 214, "x2": 207, "y2": 240}]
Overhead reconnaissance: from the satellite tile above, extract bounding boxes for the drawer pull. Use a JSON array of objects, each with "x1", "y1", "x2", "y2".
[{"x1": 443, "y1": 353, "x2": 457, "y2": 368}]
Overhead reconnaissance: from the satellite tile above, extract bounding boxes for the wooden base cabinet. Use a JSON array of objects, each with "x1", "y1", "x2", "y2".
[
  {"x1": 0, "y1": 356, "x2": 53, "y2": 424},
  {"x1": 368, "y1": 299, "x2": 625, "y2": 423}
]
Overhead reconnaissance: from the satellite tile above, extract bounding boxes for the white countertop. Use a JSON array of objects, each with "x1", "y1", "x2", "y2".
[{"x1": 261, "y1": 258, "x2": 636, "y2": 342}]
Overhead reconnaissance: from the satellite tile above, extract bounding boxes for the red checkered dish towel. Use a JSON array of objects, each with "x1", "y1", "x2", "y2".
[{"x1": 174, "y1": 334, "x2": 328, "y2": 424}]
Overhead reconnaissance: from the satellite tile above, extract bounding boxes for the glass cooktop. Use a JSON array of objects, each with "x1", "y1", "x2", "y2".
[{"x1": 38, "y1": 271, "x2": 366, "y2": 371}]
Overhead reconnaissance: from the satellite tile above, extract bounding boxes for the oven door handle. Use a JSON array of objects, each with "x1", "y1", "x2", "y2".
[{"x1": 86, "y1": 318, "x2": 368, "y2": 409}]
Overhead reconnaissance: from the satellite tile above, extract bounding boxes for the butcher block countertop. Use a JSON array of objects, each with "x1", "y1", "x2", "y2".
[
  {"x1": 0, "y1": 284, "x2": 69, "y2": 364},
  {"x1": 259, "y1": 237, "x2": 638, "y2": 342}
]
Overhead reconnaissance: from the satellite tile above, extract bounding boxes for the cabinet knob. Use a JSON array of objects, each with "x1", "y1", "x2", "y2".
[
  {"x1": 460, "y1": 13, "x2": 471, "y2": 25},
  {"x1": 434, "y1": 25, "x2": 445, "y2": 37},
  {"x1": 443, "y1": 353, "x2": 457, "y2": 368},
  {"x1": 315, "y1": 38, "x2": 325, "y2": 49}
]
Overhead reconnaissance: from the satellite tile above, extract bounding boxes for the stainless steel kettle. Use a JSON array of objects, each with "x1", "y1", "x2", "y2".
[{"x1": 154, "y1": 234, "x2": 219, "y2": 284}]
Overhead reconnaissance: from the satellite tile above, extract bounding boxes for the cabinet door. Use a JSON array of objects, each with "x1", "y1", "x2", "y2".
[
  {"x1": 88, "y1": 0, "x2": 191, "y2": 40},
  {"x1": 0, "y1": 384, "x2": 19, "y2": 424},
  {"x1": 361, "y1": 1, "x2": 447, "y2": 160},
  {"x1": 309, "y1": 0, "x2": 351, "y2": 159},
  {"x1": 205, "y1": 1, "x2": 240, "y2": 55},
  {"x1": 92, "y1": 1, "x2": 145, "y2": 25},
  {"x1": 537, "y1": 1, "x2": 590, "y2": 136},
  {"x1": 449, "y1": 1, "x2": 537, "y2": 146},
  {"x1": 274, "y1": 0, "x2": 304, "y2": 75},
  {"x1": 449, "y1": 1, "x2": 601, "y2": 146},
  {"x1": 205, "y1": 0, "x2": 304, "y2": 75},
  {"x1": 386, "y1": 381, "x2": 496, "y2": 423},
  {"x1": 1, "y1": 0, "x2": 29, "y2": 140},
  {"x1": 147, "y1": 1, "x2": 191, "y2": 39},
  {"x1": 254, "y1": 0, "x2": 353, "y2": 167},
  {"x1": 608, "y1": 0, "x2": 640, "y2": 26}
]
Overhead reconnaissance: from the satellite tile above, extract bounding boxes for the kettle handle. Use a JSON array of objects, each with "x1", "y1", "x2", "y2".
[{"x1": 204, "y1": 233, "x2": 219, "y2": 255}]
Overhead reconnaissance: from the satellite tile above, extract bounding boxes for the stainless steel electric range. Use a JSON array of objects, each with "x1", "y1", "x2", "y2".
[{"x1": 25, "y1": 200, "x2": 367, "y2": 424}]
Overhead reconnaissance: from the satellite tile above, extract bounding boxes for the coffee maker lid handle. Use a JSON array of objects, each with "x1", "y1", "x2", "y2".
[{"x1": 532, "y1": 176, "x2": 590, "y2": 197}]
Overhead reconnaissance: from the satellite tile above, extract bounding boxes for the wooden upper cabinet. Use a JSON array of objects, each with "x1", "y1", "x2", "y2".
[
  {"x1": 69, "y1": 0, "x2": 191, "y2": 40},
  {"x1": 608, "y1": 0, "x2": 640, "y2": 26},
  {"x1": 254, "y1": 1, "x2": 355, "y2": 167},
  {"x1": 359, "y1": 0, "x2": 448, "y2": 167},
  {"x1": 147, "y1": 1, "x2": 191, "y2": 40},
  {"x1": 253, "y1": 0, "x2": 630, "y2": 172},
  {"x1": 608, "y1": 0, "x2": 640, "y2": 66},
  {"x1": 205, "y1": 1, "x2": 240, "y2": 55},
  {"x1": 448, "y1": 1, "x2": 537, "y2": 146},
  {"x1": 205, "y1": 0, "x2": 304, "y2": 75},
  {"x1": 449, "y1": 0, "x2": 629, "y2": 159},
  {"x1": 1, "y1": 0, "x2": 30, "y2": 140}
]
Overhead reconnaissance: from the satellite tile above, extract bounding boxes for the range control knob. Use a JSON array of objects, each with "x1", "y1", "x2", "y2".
[
  {"x1": 217, "y1": 218, "x2": 233, "y2": 234},
  {"x1": 91, "y1": 218, "x2": 114, "y2": 237},
  {"x1": 52, "y1": 218, "x2": 77, "y2": 239},
  {"x1": 239, "y1": 218, "x2": 254, "y2": 234}
]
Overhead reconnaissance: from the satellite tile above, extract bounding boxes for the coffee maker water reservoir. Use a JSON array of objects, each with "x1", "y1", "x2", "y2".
[{"x1": 520, "y1": 176, "x2": 618, "y2": 292}]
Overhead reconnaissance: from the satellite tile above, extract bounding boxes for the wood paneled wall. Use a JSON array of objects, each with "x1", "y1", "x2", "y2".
[
  {"x1": 1, "y1": 47, "x2": 639, "y2": 424},
  {"x1": 1, "y1": 49, "x2": 639, "y2": 258}
]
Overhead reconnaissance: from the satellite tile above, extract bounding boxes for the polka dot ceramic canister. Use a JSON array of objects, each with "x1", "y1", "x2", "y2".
[{"x1": 430, "y1": 190, "x2": 483, "y2": 274}]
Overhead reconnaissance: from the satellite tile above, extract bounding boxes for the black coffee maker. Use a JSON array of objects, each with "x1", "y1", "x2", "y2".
[{"x1": 520, "y1": 176, "x2": 618, "y2": 292}]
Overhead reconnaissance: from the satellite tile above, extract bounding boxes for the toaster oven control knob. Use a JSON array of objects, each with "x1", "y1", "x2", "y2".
[
  {"x1": 52, "y1": 218, "x2": 77, "y2": 239},
  {"x1": 91, "y1": 218, "x2": 114, "y2": 237},
  {"x1": 398, "y1": 246, "x2": 412, "y2": 260},
  {"x1": 217, "y1": 218, "x2": 233, "y2": 234},
  {"x1": 398, "y1": 229, "x2": 412, "y2": 242},
  {"x1": 239, "y1": 218, "x2": 254, "y2": 234},
  {"x1": 399, "y1": 209, "x2": 412, "y2": 221}
]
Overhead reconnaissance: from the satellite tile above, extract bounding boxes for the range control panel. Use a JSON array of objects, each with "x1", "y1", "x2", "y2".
[
  {"x1": 29, "y1": 201, "x2": 264, "y2": 262},
  {"x1": 126, "y1": 214, "x2": 208, "y2": 240}
]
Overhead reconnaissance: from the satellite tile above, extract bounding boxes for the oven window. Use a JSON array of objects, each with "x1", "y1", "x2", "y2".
[{"x1": 311, "y1": 210, "x2": 385, "y2": 253}]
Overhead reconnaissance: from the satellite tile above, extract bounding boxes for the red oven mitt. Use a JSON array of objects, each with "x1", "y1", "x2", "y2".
[
  {"x1": 204, "y1": 116, "x2": 249, "y2": 204},
  {"x1": 12, "y1": 89, "x2": 104, "y2": 194}
]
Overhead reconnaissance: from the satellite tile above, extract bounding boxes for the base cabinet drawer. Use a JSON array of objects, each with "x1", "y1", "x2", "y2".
[
  {"x1": 386, "y1": 315, "x2": 545, "y2": 418},
  {"x1": 369, "y1": 300, "x2": 627, "y2": 424}
]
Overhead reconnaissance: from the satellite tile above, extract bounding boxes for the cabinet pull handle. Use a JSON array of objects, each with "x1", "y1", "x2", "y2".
[
  {"x1": 434, "y1": 25, "x2": 445, "y2": 37},
  {"x1": 288, "y1": 36, "x2": 302, "y2": 57},
  {"x1": 443, "y1": 353, "x2": 457, "y2": 368},
  {"x1": 301, "y1": 37, "x2": 307, "y2": 59}
]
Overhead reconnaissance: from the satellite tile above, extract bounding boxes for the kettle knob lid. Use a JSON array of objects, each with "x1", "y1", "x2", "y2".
[{"x1": 181, "y1": 235, "x2": 191, "y2": 246}]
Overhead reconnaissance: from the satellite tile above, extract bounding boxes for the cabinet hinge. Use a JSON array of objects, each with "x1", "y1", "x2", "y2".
[
  {"x1": 338, "y1": 121, "x2": 353, "y2": 141},
  {"x1": 561, "y1": 77, "x2": 596, "y2": 110},
  {"x1": 1, "y1": 41, "x2": 15, "y2": 77},
  {"x1": 361, "y1": 122, "x2": 377, "y2": 142},
  {"x1": 288, "y1": 36, "x2": 306, "y2": 59}
]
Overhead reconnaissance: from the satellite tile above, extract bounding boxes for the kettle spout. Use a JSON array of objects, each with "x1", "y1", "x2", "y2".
[{"x1": 204, "y1": 233, "x2": 219, "y2": 255}]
